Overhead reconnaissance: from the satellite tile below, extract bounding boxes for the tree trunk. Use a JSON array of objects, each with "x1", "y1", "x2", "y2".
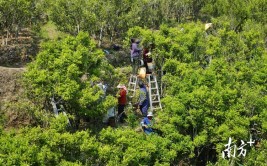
[
  {"x1": 15, "y1": 25, "x2": 19, "y2": 44},
  {"x1": 5, "y1": 31, "x2": 8, "y2": 45},
  {"x1": 2, "y1": 36, "x2": 4, "y2": 45},
  {"x1": 98, "y1": 24, "x2": 104, "y2": 47},
  {"x1": 77, "y1": 24, "x2": 80, "y2": 34}
]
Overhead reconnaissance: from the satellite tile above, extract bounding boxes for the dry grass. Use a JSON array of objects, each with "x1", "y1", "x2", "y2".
[{"x1": 40, "y1": 21, "x2": 66, "y2": 40}]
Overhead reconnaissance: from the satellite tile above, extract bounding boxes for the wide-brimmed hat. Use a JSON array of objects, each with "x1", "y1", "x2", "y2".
[
  {"x1": 147, "y1": 112, "x2": 153, "y2": 117},
  {"x1": 117, "y1": 84, "x2": 125, "y2": 88},
  {"x1": 205, "y1": 23, "x2": 212, "y2": 31}
]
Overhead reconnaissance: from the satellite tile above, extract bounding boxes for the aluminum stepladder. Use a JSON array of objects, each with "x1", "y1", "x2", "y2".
[
  {"x1": 128, "y1": 53, "x2": 142, "y2": 99},
  {"x1": 127, "y1": 74, "x2": 139, "y2": 99},
  {"x1": 147, "y1": 74, "x2": 162, "y2": 112}
]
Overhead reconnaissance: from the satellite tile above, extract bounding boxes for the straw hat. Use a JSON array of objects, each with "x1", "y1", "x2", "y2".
[
  {"x1": 205, "y1": 23, "x2": 212, "y2": 31},
  {"x1": 117, "y1": 84, "x2": 124, "y2": 88}
]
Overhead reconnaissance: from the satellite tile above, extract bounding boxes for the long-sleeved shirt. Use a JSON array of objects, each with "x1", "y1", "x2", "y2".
[
  {"x1": 141, "y1": 117, "x2": 153, "y2": 134},
  {"x1": 131, "y1": 43, "x2": 141, "y2": 58},
  {"x1": 118, "y1": 89, "x2": 127, "y2": 105}
]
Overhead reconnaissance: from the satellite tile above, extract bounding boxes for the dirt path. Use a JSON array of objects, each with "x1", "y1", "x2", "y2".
[{"x1": 0, "y1": 66, "x2": 25, "y2": 71}]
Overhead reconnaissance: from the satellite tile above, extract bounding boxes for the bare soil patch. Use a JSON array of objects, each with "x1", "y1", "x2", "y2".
[{"x1": 0, "y1": 66, "x2": 32, "y2": 128}]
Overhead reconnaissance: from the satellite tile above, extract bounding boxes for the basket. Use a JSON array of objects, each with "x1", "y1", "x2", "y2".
[{"x1": 138, "y1": 67, "x2": 146, "y2": 79}]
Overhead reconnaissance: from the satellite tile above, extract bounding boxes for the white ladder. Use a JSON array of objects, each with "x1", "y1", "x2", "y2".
[
  {"x1": 127, "y1": 74, "x2": 138, "y2": 99},
  {"x1": 50, "y1": 97, "x2": 71, "y2": 126},
  {"x1": 147, "y1": 74, "x2": 162, "y2": 111}
]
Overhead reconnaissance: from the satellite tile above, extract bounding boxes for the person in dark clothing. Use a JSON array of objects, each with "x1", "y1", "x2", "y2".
[
  {"x1": 116, "y1": 84, "x2": 127, "y2": 123},
  {"x1": 143, "y1": 43, "x2": 154, "y2": 74}
]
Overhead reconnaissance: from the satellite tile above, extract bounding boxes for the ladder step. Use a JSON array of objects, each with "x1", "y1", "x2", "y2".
[
  {"x1": 129, "y1": 82, "x2": 136, "y2": 85},
  {"x1": 152, "y1": 101, "x2": 160, "y2": 103},
  {"x1": 151, "y1": 94, "x2": 159, "y2": 97},
  {"x1": 128, "y1": 89, "x2": 135, "y2": 91},
  {"x1": 151, "y1": 97, "x2": 159, "y2": 100}
]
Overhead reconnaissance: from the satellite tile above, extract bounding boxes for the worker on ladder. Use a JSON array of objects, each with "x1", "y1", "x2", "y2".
[
  {"x1": 142, "y1": 42, "x2": 154, "y2": 74},
  {"x1": 137, "y1": 81, "x2": 149, "y2": 117},
  {"x1": 130, "y1": 38, "x2": 142, "y2": 74}
]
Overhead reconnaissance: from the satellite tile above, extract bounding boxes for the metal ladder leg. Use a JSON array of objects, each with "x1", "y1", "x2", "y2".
[{"x1": 148, "y1": 75, "x2": 153, "y2": 111}]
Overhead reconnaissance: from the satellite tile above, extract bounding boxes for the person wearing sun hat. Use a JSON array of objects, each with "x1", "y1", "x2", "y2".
[
  {"x1": 116, "y1": 83, "x2": 127, "y2": 123},
  {"x1": 141, "y1": 111, "x2": 154, "y2": 134}
]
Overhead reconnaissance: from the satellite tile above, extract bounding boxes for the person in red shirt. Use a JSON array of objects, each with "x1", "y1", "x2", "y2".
[{"x1": 116, "y1": 84, "x2": 127, "y2": 123}]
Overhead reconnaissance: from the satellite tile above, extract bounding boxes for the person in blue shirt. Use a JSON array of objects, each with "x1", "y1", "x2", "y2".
[
  {"x1": 141, "y1": 111, "x2": 154, "y2": 134},
  {"x1": 137, "y1": 81, "x2": 149, "y2": 117}
]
